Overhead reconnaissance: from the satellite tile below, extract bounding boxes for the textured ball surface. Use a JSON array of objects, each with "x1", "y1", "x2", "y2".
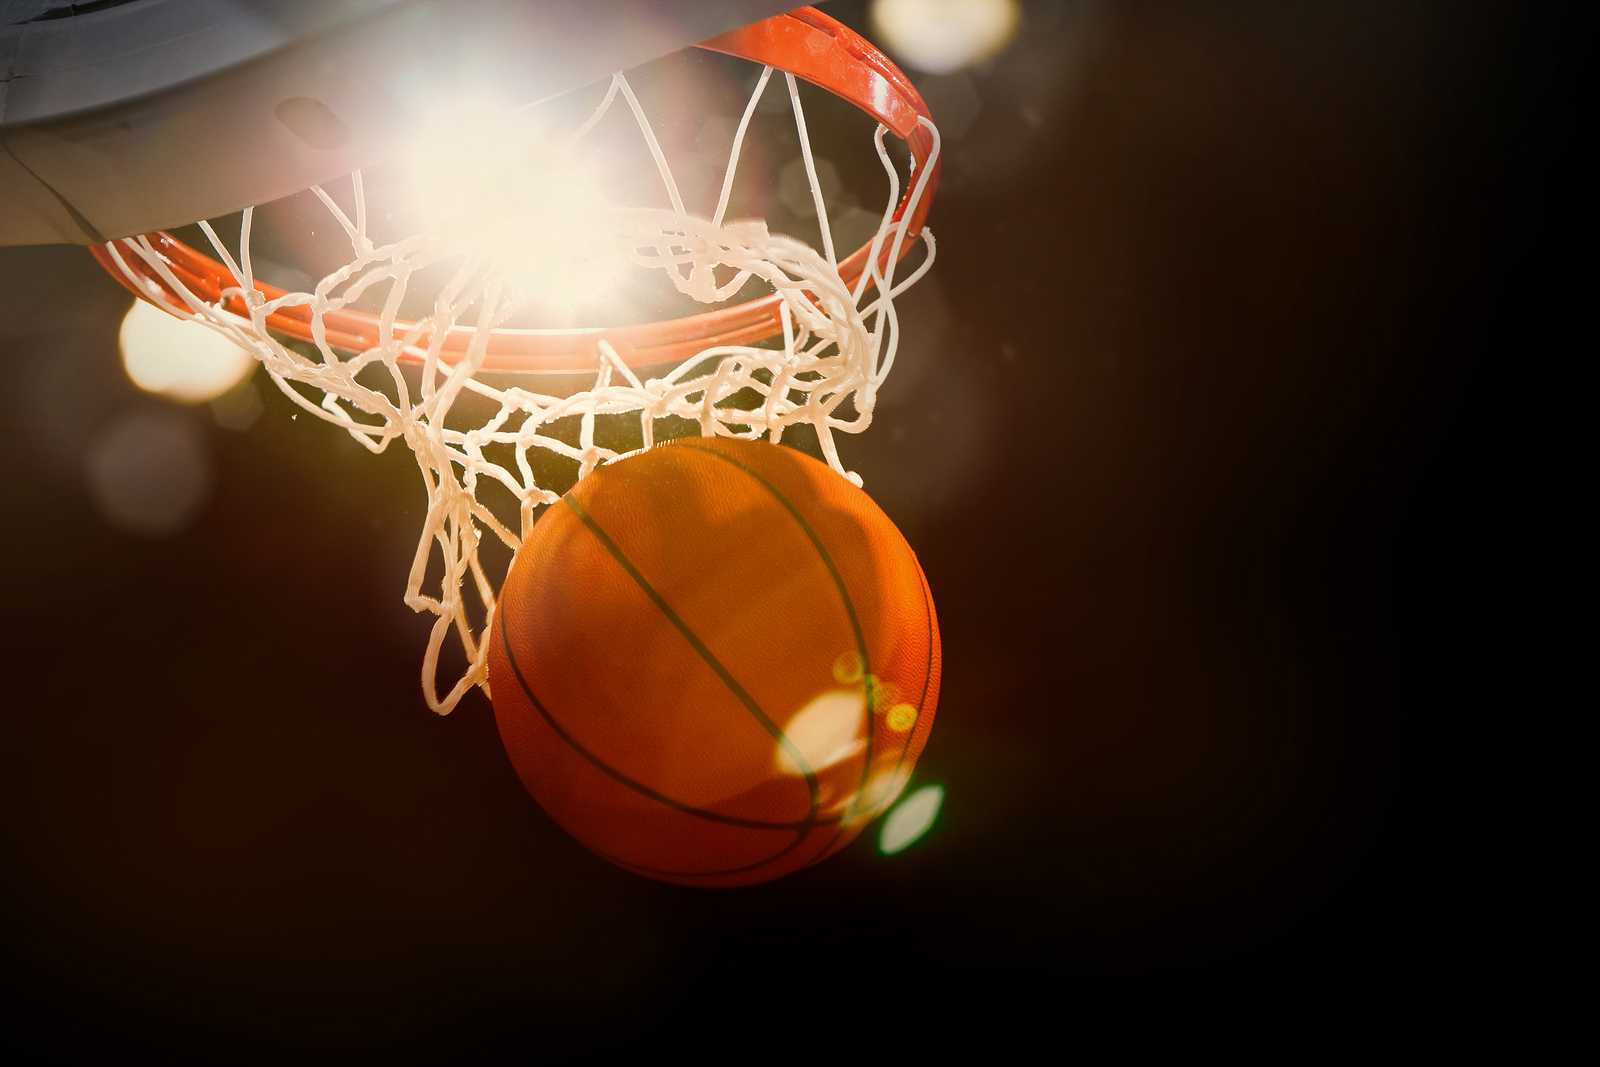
[{"x1": 488, "y1": 437, "x2": 941, "y2": 887}]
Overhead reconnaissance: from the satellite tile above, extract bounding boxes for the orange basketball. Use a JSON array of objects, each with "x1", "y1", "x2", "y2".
[{"x1": 488, "y1": 436, "x2": 941, "y2": 887}]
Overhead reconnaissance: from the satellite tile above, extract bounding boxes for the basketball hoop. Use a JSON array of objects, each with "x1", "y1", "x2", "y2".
[
  {"x1": 88, "y1": 6, "x2": 943, "y2": 715},
  {"x1": 93, "y1": 9, "x2": 939, "y2": 373}
]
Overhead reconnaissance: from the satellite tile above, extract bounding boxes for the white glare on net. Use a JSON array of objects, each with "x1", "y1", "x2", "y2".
[
  {"x1": 119, "y1": 298, "x2": 257, "y2": 404},
  {"x1": 878, "y1": 784, "x2": 945, "y2": 855},
  {"x1": 406, "y1": 98, "x2": 626, "y2": 318},
  {"x1": 870, "y1": 0, "x2": 1021, "y2": 74}
]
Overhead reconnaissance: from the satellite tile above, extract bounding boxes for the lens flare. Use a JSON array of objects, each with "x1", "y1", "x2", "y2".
[
  {"x1": 406, "y1": 99, "x2": 626, "y2": 317},
  {"x1": 878, "y1": 784, "x2": 944, "y2": 855}
]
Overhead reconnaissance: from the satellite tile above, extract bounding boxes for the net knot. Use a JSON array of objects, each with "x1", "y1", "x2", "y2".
[{"x1": 642, "y1": 378, "x2": 672, "y2": 417}]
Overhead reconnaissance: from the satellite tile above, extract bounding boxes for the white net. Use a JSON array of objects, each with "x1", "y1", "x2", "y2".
[{"x1": 101, "y1": 65, "x2": 940, "y2": 715}]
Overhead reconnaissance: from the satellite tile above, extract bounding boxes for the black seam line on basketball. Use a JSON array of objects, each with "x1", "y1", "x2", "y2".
[
  {"x1": 802, "y1": 567, "x2": 931, "y2": 861},
  {"x1": 674, "y1": 441, "x2": 877, "y2": 816},
  {"x1": 498, "y1": 601, "x2": 836, "y2": 832},
  {"x1": 558, "y1": 491, "x2": 823, "y2": 808},
  {"x1": 676, "y1": 442, "x2": 921, "y2": 865},
  {"x1": 672, "y1": 441, "x2": 878, "y2": 821},
  {"x1": 897, "y1": 565, "x2": 937, "y2": 772},
  {"x1": 856, "y1": 561, "x2": 936, "y2": 816}
]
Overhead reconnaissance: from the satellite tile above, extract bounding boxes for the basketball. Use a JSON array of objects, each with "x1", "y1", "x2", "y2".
[{"x1": 488, "y1": 436, "x2": 941, "y2": 887}]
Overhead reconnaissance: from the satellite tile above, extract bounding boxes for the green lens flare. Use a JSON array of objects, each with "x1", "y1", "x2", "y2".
[{"x1": 878, "y1": 784, "x2": 944, "y2": 855}]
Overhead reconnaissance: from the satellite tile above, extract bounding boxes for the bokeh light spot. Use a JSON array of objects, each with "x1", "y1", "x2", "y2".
[
  {"x1": 870, "y1": 0, "x2": 1021, "y2": 74},
  {"x1": 779, "y1": 155, "x2": 842, "y2": 221},
  {"x1": 866, "y1": 674, "x2": 902, "y2": 713},
  {"x1": 85, "y1": 409, "x2": 213, "y2": 537},
  {"x1": 832, "y1": 650, "x2": 863, "y2": 684},
  {"x1": 119, "y1": 299, "x2": 257, "y2": 404},
  {"x1": 209, "y1": 381, "x2": 264, "y2": 432},
  {"x1": 886, "y1": 703, "x2": 919, "y2": 733}
]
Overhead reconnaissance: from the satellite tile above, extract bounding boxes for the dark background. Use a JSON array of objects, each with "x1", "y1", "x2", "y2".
[{"x1": 0, "y1": 0, "x2": 1564, "y2": 1056}]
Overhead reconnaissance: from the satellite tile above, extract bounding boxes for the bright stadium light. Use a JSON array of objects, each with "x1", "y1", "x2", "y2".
[{"x1": 406, "y1": 98, "x2": 626, "y2": 320}]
